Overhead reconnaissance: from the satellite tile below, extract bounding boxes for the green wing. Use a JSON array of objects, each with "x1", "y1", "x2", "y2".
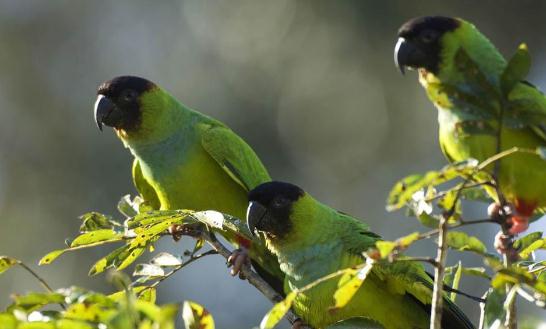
[
  {"x1": 508, "y1": 81, "x2": 546, "y2": 144},
  {"x1": 338, "y1": 213, "x2": 474, "y2": 329},
  {"x1": 200, "y1": 124, "x2": 271, "y2": 191},
  {"x1": 132, "y1": 159, "x2": 160, "y2": 210}
]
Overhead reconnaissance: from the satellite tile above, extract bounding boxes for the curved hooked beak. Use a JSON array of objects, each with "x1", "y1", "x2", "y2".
[
  {"x1": 94, "y1": 95, "x2": 116, "y2": 131},
  {"x1": 394, "y1": 37, "x2": 427, "y2": 75},
  {"x1": 247, "y1": 201, "x2": 268, "y2": 236}
]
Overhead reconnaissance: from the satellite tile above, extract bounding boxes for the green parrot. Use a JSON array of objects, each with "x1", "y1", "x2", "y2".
[
  {"x1": 93, "y1": 75, "x2": 283, "y2": 292},
  {"x1": 394, "y1": 16, "x2": 546, "y2": 235},
  {"x1": 247, "y1": 181, "x2": 474, "y2": 329}
]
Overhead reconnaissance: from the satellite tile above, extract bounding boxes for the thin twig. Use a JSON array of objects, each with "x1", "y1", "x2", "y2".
[
  {"x1": 200, "y1": 228, "x2": 307, "y2": 327},
  {"x1": 430, "y1": 212, "x2": 449, "y2": 329},
  {"x1": 417, "y1": 218, "x2": 494, "y2": 241},
  {"x1": 137, "y1": 250, "x2": 218, "y2": 294},
  {"x1": 17, "y1": 261, "x2": 66, "y2": 310}
]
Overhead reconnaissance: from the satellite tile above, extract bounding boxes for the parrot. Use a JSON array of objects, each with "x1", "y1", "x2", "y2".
[
  {"x1": 93, "y1": 75, "x2": 284, "y2": 293},
  {"x1": 394, "y1": 16, "x2": 546, "y2": 236},
  {"x1": 247, "y1": 181, "x2": 475, "y2": 329}
]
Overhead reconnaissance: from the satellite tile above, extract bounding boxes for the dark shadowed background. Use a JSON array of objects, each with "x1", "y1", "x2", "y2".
[{"x1": 2, "y1": 1, "x2": 546, "y2": 328}]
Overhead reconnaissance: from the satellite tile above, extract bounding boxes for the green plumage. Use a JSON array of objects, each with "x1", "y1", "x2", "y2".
[
  {"x1": 96, "y1": 76, "x2": 284, "y2": 292},
  {"x1": 249, "y1": 182, "x2": 474, "y2": 329},
  {"x1": 397, "y1": 17, "x2": 546, "y2": 223}
]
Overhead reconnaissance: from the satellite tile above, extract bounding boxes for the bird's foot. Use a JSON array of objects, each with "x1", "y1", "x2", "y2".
[
  {"x1": 487, "y1": 202, "x2": 529, "y2": 235},
  {"x1": 167, "y1": 223, "x2": 204, "y2": 242},
  {"x1": 494, "y1": 231, "x2": 520, "y2": 262},
  {"x1": 291, "y1": 318, "x2": 307, "y2": 329},
  {"x1": 228, "y1": 248, "x2": 250, "y2": 279}
]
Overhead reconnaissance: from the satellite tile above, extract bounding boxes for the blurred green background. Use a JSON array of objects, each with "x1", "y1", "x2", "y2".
[{"x1": 2, "y1": 1, "x2": 546, "y2": 327}]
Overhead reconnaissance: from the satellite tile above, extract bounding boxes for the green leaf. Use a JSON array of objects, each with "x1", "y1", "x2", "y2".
[
  {"x1": 0, "y1": 256, "x2": 19, "y2": 274},
  {"x1": 10, "y1": 292, "x2": 65, "y2": 312},
  {"x1": 0, "y1": 313, "x2": 17, "y2": 328},
  {"x1": 64, "y1": 303, "x2": 106, "y2": 322},
  {"x1": 39, "y1": 250, "x2": 66, "y2": 265},
  {"x1": 387, "y1": 160, "x2": 478, "y2": 211},
  {"x1": 481, "y1": 288, "x2": 506, "y2": 329},
  {"x1": 88, "y1": 245, "x2": 128, "y2": 275},
  {"x1": 375, "y1": 232, "x2": 420, "y2": 259},
  {"x1": 450, "y1": 261, "x2": 463, "y2": 302},
  {"x1": 56, "y1": 319, "x2": 96, "y2": 329},
  {"x1": 375, "y1": 241, "x2": 396, "y2": 259},
  {"x1": 513, "y1": 231, "x2": 543, "y2": 250},
  {"x1": 446, "y1": 231, "x2": 487, "y2": 254},
  {"x1": 70, "y1": 229, "x2": 123, "y2": 247},
  {"x1": 118, "y1": 195, "x2": 140, "y2": 218},
  {"x1": 260, "y1": 292, "x2": 296, "y2": 329},
  {"x1": 491, "y1": 266, "x2": 534, "y2": 290},
  {"x1": 460, "y1": 185, "x2": 492, "y2": 203},
  {"x1": 79, "y1": 212, "x2": 118, "y2": 232},
  {"x1": 125, "y1": 210, "x2": 184, "y2": 230},
  {"x1": 501, "y1": 43, "x2": 531, "y2": 95},
  {"x1": 333, "y1": 261, "x2": 374, "y2": 309},
  {"x1": 520, "y1": 239, "x2": 546, "y2": 259},
  {"x1": 416, "y1": 212, "x2": 440, "y2": 228},
  {"x1": 182, "y1": 301, "x2": 215, "y2": 329}
]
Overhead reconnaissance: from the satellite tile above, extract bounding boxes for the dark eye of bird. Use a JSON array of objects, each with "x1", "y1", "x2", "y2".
[
  {"x1": 420, "y1": 29, "x2": 438, "y2": 43},
  {"x1": 272, "y1": 197, "x2": 288, "y2": 209},
  {"x1": 121, "y1": 89, "x2": 137, "y2": 102}
]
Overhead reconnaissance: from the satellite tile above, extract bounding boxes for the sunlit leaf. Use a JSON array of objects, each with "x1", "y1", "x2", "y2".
[
  {"x1": 0, "y1": 256, "x2": 19, "y2": 275},
  {"x1": 375, "y1": 232, "x2": 420, "y2": 259},
  {"x1": 260, "y1": 292, "x2": 296, "y2": 329},
  {"x1": 70, "y1": 229, "x2": 122, "y2": 247},
  {"x1": 519, "y1": 239, "x2": 546, "y2": 260},
  {"x1": 514, "y1": 232, "x2": 543, "y2": 250},
  {"x1": 386, "y1": 160, "x2": 478, "y2": 211},
  {"x1": 56, "y1": 319, "x2": 96, "y2": 329},
  {"x1": 89, "y1": 245, "x2": 128, "y2": 276},
  {"x1": 450, "y1": 261, "x2": 463, "y2": 302},
  {"x1": 375, "y1": 241, "x2": 396, "y2": 259},
  {"x1": 10, "y1": 292, "x2": 65, "y2": 312},
  {"x1": 79, "y1": 212, "x2": 119, "y2": 232},
  {"x1": 446, "y1": 231, "x2": 487, "y2": 254},
  {"x1": 0, "y1": 313, "x2": 16, "y2": 328},
  {"x1": 333, "y1": 260, "x2": 374, "y2": 309},
  {"x1": 182, "y1": 301, "x2": 215, "y2": 329},
  {"x1": 64, "y1": 303, "x2": 105, "y2": 322}
]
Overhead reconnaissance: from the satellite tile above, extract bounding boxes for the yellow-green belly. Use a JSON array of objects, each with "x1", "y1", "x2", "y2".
[
  {"x1": 141, "y1": 144, "x2": 248, "y2": 219},
  {"x1": 438, "y1": 108, "x2": 546, "y2": 211}
]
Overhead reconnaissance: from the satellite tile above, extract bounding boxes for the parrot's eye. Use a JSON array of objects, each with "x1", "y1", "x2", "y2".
[
  {"x1": 121, "y1": 89, "x2": 137, "y2": 102},
  {"x1": 420, "y1": 29, "x2": 439, "y2": 43},
  {"x1": 272, "y1": 197, "x2": 289, "y2": 209}
]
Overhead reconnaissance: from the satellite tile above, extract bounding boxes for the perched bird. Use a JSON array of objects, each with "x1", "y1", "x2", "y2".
[
  {"x1": 94, "y1": 75, "x2": 283, "y2": 292},
  {"x1": 247, "y1": 181, "x2": 474, "y2": 329},
  {"x1": 394, "y1": 16, "x2": 546, "y2": 234}
]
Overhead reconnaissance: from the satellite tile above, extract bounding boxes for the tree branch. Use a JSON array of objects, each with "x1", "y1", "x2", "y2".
[{"x1": 199, "y1": 227, "x2": 308, "y2": 328}]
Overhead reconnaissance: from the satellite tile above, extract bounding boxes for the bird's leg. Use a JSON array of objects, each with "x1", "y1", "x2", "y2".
[
  {"x1": 291, "y1": 318, "x2": 307, "y2": 329},
  {"x1": 488, "y1": 203, "x2": 520, "y2": 261},
  {"x1": 228, "y1": 248, "x2": 251, "y2": 279},
  {"x1": 168, "y1": 222, "x2": 205, "y2": 241}
]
